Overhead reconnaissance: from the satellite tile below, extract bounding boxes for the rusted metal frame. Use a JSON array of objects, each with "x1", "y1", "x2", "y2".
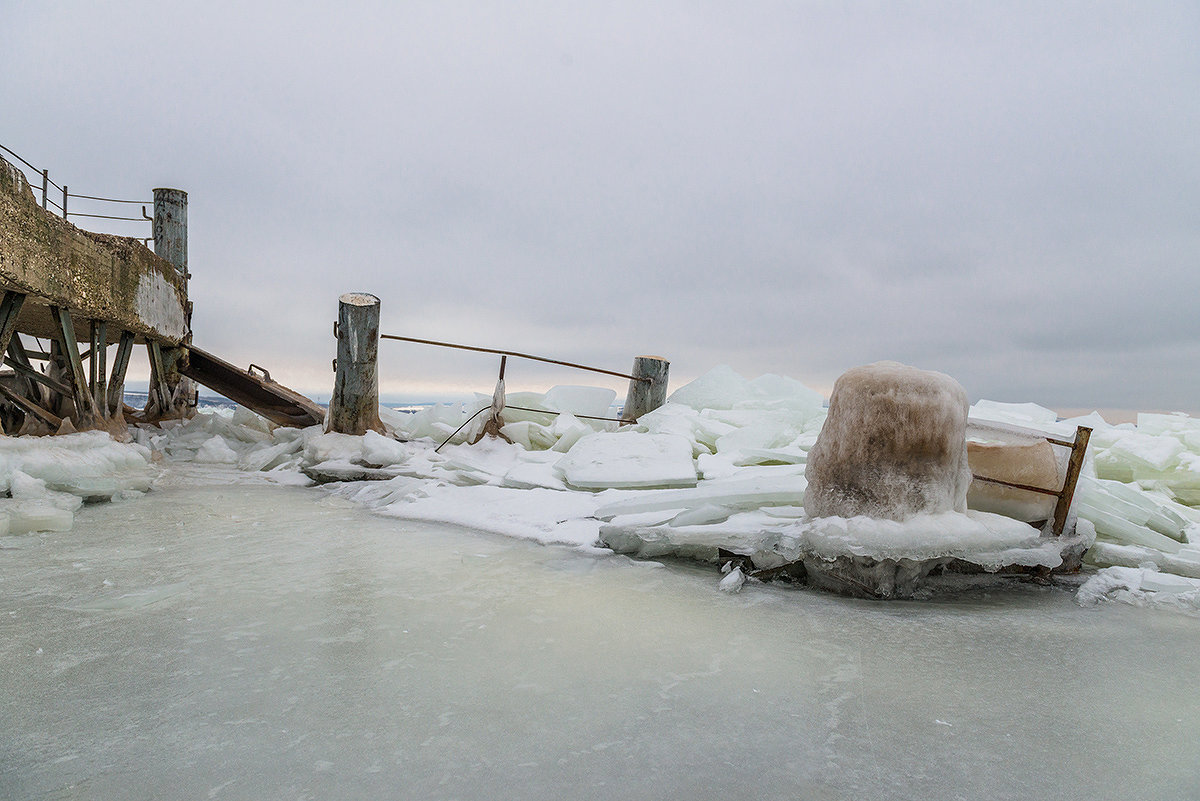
[
  {"x1": 107, "y1": 331, "x2": 135, "y2": 417},
  {"x1": 969, "y1": 475, "x2": 1060, "y2": 497},
  {"x1": 1050, "y1": 426, "x2": 1092, "y2": 538},
  {"x1": 379, "y1": 333, "x2": 647, "y2": 383},
  {"x1": 2, "y1": 357, "x2": 73, "y2": 398},
  {"x1": 0, "y1": 291, "x2": 26, "y2": 358},
  {"x1": 48, "y1": 305, "x2": 98, "y2": 419},
  {"x1": 0, "y1": 382, "x2": 62, "y2": 429},
  {"x1": 146, "y1": 340, "x2": 171, "y2": 413},
  {"x1": 89, "y1": 320, "x2": 107, "y2": 414}
]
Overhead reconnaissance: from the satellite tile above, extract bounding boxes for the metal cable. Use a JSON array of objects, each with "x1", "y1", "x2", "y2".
[
  {"x1": 380, "y1": 333, "x2": 647, "y2": 383},
  {"x1": 505, "y1": 404, "x2": 625, "y2": 424},
  {"x1": 0, "y1": 143, "x2": 41, "y2": 175},
  {"x1": 68, "y1": 192, "x2": 153, "y2": 204},
  {"x1": 67, "y1": 212, "x2": 149, "y2": 222},
  {"x1": 434, "y1": 406, "x2": 491, "y2": 453}
]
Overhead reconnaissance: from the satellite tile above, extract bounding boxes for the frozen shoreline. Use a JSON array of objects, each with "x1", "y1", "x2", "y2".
[
  {"x1": 4, "y1": 366, "x2": 1200, "y2": 611},
  {"x1": 4, "y1": 473, "x2": 1200, "y2": 800}
]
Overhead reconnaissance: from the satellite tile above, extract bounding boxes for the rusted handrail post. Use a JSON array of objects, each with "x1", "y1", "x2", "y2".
[
  {"x1": 328, "y1": 293, "x2": 383, "y2": 435},
  {"x1": 621, "y1": 355, "x2": 669, "y2": 423}
]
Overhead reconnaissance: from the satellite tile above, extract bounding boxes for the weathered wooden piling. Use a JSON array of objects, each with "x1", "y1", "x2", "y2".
[
  {"x1": 328, "y1": 292, "x2": 383, "y2": 435},
  {"x1": 153, "y1": 188, "x2": 188, "y2": 279},
  {"x1": 147, "y1": 187, "x2": 194, "y2": 420},
  {"x1": 622, "y1": 355, "x2": 669, "y2": 423}
]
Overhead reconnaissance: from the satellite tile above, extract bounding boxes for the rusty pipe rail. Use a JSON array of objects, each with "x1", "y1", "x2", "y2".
[
  {"x1": 1, "y1": 141, "x2": 153, "y2": 235},
  {"x1": 379, "y1": 333, "x2": 649, "y2": 383}
]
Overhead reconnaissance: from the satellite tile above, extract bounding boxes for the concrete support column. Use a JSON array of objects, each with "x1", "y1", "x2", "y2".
[
  {"x1": 622, "y1": 355, "x2": 669, "y2": 423},
  {"x1": 328, "y1": 293, "x2": 383, "y2": 435}
]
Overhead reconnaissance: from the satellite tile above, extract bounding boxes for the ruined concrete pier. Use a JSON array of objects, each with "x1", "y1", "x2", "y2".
[{"x1": 0, "y1": 151, "x2": 323, "y2": 433}]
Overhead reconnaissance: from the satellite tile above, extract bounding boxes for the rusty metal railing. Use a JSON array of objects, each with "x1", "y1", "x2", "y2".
[{"x1": 1, "y1": 142, "x2": 153, "y2": 241}]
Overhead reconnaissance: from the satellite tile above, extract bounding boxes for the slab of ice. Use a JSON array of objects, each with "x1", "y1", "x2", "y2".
[
  {"x1": 667, "y1": 366, "x2": 824, "y2": 418},
  {"x1": 969, "y1": 400, "x2": 1060, "y2": 428},
  {"x1": 1077, "y1": 566, "x2": 1200, "y2": 613},
  {"x1": 773, "y1": 511, "x2": 1059, "y2": 570},
  {"x1": 555, "y1": 432, "x2": 697, "y2": 490},
  {"x1": 595, "y1": 474, "x2": 806, "y2": 519},
  {"x1": 667, "y1": 365, "x2": 755, "y2": 410},
  {"x1": 381, "y1": 484, "x2": 604, "y2": 546},
  {"x1": 194, "y1": 435, "x2": 240, "y2": 464},
  {"x1": 0, "y1": 431, "x2": 155, "y2": 499},
  {"x1": 542, "y1": 385, "x2": 617, "y2": 419}
]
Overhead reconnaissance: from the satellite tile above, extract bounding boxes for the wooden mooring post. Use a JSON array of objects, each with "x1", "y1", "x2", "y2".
[
  {"x1": 622, "y1": 355, "x2": 669, "y2": 423},
  {"x1": 328, "y1": 292, "x2": 383, "y2": 435},
  {"x1": 153, "y1": 188, "x2": 188, "y2": 280}
]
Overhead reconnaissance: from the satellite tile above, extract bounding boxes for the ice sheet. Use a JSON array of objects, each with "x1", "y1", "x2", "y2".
[{"x1": 554, "y1": 432, "x2": 698, "y2": 490}]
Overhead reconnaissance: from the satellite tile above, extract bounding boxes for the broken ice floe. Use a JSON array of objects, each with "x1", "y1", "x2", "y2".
[
  {"x1": 29, "y1": 364, "x2": 1194, "y2": 610},
  {"x1": 0, "y1": 431, "x2": 155, "y2": 534}
]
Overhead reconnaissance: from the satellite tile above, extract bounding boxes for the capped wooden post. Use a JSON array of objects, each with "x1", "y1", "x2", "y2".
[
  {"x1": 328, "y1": 292, "x2": 383, "y2": 435},
  {"x1": 621, "y1": 355, "x2": 669, "y2": 423},
  {"x1": 152, "y1": 188, "x2": 188, "y2": 278}
]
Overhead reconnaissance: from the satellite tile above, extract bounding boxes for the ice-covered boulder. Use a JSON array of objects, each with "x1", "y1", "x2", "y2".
[{"x1": 804, "y1": 362, "x2": 971, "y2": 521}]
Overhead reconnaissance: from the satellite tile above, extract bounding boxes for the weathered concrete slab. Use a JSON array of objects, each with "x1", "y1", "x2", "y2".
[{"x1": 0, "y1": 155, "x2": 188, "y2": 344}]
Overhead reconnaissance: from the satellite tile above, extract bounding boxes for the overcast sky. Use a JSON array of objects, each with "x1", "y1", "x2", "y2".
[{"x1": 3, "y1": 1, "x2": 1198, "y2": 413}]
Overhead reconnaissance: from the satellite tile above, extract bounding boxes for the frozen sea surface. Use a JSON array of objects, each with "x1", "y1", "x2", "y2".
[{"x1": 3, "y1": 466, "x2": 1200, "y2": 801}]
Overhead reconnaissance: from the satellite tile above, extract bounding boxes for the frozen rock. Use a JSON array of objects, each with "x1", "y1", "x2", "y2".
[
  {"x1": 804, "y1": 362, "x2": 971, "y2": 521},
  {"x1": 555, "y1": 432, "x2": 697, "y2": 490}
]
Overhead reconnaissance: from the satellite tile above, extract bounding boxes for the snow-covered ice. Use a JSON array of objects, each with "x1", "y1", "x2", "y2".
[
  {"x1": 6, "y1": 365, "x2": 1200, "y2": 797},
  {"x1": 7, "y1": 365, "x2": 1200, "y2": 609},
  {"x1": 4, "y1": 474, "x2": 1200, "y2": 801}
]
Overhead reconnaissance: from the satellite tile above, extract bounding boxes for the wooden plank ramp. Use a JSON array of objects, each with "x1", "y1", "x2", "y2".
[{"x1": 182, "y1": 345, "x2": 324, "y2": 428}]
